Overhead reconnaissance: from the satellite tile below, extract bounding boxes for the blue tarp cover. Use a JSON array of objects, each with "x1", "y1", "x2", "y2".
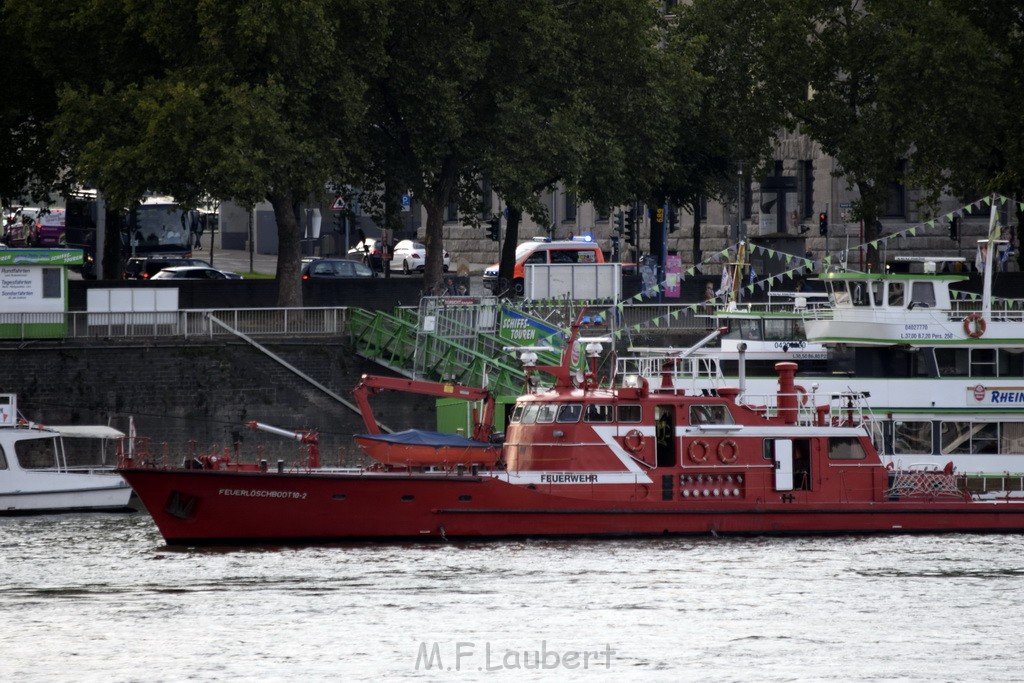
[{"x1": 356, "y1": 429, "x2": 492, "y2": 448}]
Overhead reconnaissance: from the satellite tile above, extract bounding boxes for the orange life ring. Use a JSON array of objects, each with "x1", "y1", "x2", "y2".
[
  {"x1": 794, "y1": 384, "x2": 808, "y2": 405},
  {"x1": 717, "y1": 439, "x2": 739, "y2": 464},
  {"x1": 688, "y1": 440, "x2": 710, "y2": 464},
  {"x1": 963, "y1": 314, "x2": 986, "y2": 338},
  {"x1": 623, "y1": 429, "x2": 645, "y2": 453}
]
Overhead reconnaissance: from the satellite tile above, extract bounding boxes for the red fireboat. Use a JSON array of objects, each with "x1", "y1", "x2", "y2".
[{"x1": 119, "y1": 320, "x2": 1024, "y2": 545}]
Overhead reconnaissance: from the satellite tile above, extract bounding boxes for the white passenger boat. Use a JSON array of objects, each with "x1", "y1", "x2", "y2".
[
  {"x1": 671, "y1": 205, "x2": 1024, "y2": 475},
  {"x1": 0, "y1": 394, "x2": 134, "y2": 514}
]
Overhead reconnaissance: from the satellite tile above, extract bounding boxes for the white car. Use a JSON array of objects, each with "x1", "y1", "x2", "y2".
[
  {"x1": 150, "y1": 265, "x2": 242, "y2": 280},
  {"x1": 389, "y1": 239, "x2": 451, "y2": 274}
]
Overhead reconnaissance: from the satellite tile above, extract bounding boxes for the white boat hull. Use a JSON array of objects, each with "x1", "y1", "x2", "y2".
[{"x1": 0, "y1": 470, "x2": 134, "y2": 514}]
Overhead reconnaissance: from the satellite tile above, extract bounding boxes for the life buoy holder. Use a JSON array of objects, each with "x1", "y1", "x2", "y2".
[
  {"x1": 794, "y1": 384, "x2": 808, "y2": 405},
  {"x1": 963, "y1": 314, "x2": 986, "y2": 338},
  {"x1": 688, "y1": 440, "x2": 710, "y2": 464},
  {"x1": 717, "y1": 439, "x2": 739, "y2": 464},
  {"x1": 623, "y1": 429, "x2": 645, "y2": 453}
]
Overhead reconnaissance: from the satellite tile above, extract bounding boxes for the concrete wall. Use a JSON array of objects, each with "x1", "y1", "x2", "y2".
[{"x1": 0, "y1": 338, "x2": 437, "y2": 467}]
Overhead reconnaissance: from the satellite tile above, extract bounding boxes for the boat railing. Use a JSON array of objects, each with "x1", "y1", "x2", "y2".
[
  {"x1": 735, "y1": 389, "x2": 877, "y2": 429},
  {"x1": 615, "y1": 354, "x2": 724, "y2": 391}
]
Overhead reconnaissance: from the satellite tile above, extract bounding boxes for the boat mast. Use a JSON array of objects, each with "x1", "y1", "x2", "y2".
[{"x1": 982, "y1": 195, "x2": 997, "y2": 320}]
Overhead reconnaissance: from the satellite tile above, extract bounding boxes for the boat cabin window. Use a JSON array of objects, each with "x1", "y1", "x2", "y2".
[
  {"x1": 617, "y1": 404, "x2": 641, "y2": 423},
  {"x1": 510, "y1": 404, "x2": 524, "y2": 423},
  {"x1": 828, "y1": 437, "x2": 867, "y2": 460},
  {"x1": 556, "y1": 404, "x2": 582, "y2": 423},
  {"x1": 15, "y1": 436, "x2": 60, "y2": 469},
  {"x1": 887, "y1": 282, "x2": 905, "y2": 307},
  {"x1": 941, "y1": 421, "x2": 998, "y2": 455},
  {"x1": 519, "y1": 404, "x2": 540, "y2": 424},
  {"x1": 831, "y1": 282, "x2": 851, "y2": 306},
  {"x1": 536, "y1": 404, "x2": 557, "y2": 424},
  {"x1": 689, "y1": 404, "x2": 733, "y2": 425},
  {"x1": 0, "y1": 446, "x2": 6, "y2": 469},
  {"x1": 763, "y1": 318, "x2": 806, "y2": 341},
  {"x1": 584, "y1": 404, "x2": 614, "y2": 423},
  {"x1": 909, "y1": 281, "x2": 936, "y2": 308},
  {"x1": 893, "y1": 421, "x2": 932, "y2": 455}
]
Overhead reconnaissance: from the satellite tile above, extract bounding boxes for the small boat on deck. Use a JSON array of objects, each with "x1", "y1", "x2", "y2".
[
  {"x1": 0, "y1": 394, "x2": 134, "y2": 514},
  {"x1": 118, "y1": 314, "x2": 1024, "y2": 546}
]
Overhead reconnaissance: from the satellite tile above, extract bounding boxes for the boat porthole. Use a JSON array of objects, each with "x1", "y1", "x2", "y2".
[
  {"x1": 401, "y1": 495, "x2": 415, "y2": 502},
  {"x1": 458, "y1": 495, "x2": 472, "y2": 502}
]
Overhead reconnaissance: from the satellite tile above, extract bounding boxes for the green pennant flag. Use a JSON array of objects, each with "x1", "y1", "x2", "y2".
[
  {"x1": 945, "y1": 212, "x2": 954, "y2": 221},
  {"x1": 653, "y1": 318, "x2": 661, "y2": 328},
  {"x1": 909, "y1": 227, "x2": 917, "y2": 236},
  {"x1": 671, "y1": 310, "x2": 679, "y2": 319},
  {"x1": 614, "y1": 330, "x2": 621, "y2": 339},
  {"x1": 804, "y1": 259, "x2": 812, "y2": 269},
  {"x1": 984, "y1": 195, "x2": 992, "y2": 205}
]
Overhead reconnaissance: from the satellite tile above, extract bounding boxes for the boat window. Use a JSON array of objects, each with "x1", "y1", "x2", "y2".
[
  {"x1": 941, "y1": 421, "x2": 998, "y2": 455},
  {"x1": 852, "y1": 282, "x2": 868, "y2": 306},
  {"x1": 536, "y1": 403, "x2": 557, "y2": 424},
  {"x1": 909, "y1": 282, "x2": 936, "y2": 308},
  {"x1": 584, "y1": 404, "x2": 614, "y2": 423},
  {"x1": 763, "y1": 318, "x2": 805, "y2": 340},
  {"x1": 556, "y1": 404, "x2": 582, "y2": 423},
  {"x1": 1002, "y1": 422, "x2": 1024, "y2": 454},
  {"x1": 887, "y1": 282, "x2": 905, "y2": 307},
  {"x1": 689, "y1": 404, "x2": 733, "y2": 425},
  {"x1": 510, "y1": 404, "x2": 524, "y2": 424},
  {"x1": 617, "y1": 404, "x2": 641, "y2": 423},
  {"x1": 520, "y1": 404, "x2": 540, "y2": 424},
  {"x1": 893, "y1": 421, "x2": 932, "y2": 455},
  {"x1": 828, "y1": 437, "x2": 867, "y2": 460},
  {"x1": 998, "y1": 349, "x2": 1024, "y2": 377},
  {"x1": 0, "y1": 446, "x2": 6, "y2": 469},
  {"x1": 934, "y1": 349, "x2": 969, "y2": 377},
  {"x1": 15, "y1": 436, "x2": 60, "y2": 469},
  {"x1": 831, "y1": 282, "x2": 850, "y2": 306}
]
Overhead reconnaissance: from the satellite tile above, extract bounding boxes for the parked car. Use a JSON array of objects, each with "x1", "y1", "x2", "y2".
[
  {"x1": 35, "y1": 208, "x2": 67, "y2": 247},
  {"x1": 347, "y1": 238, "x2": 385, "y2": 271},
  {"x1": 149, "y1": 265, "x2": 242, "y2": 280},
  {"x1": 1, "y1": 207, "x2": 40, "y2": 247},
  {"x1": 389, "y1": 239, "x2": 451, "y2": 274},
  {"x1": 301, "y1": 258, "x2": 376, "y2": 280},
  {"x1": 124, "y1": 256, "x2": 218, "y2": 280}
]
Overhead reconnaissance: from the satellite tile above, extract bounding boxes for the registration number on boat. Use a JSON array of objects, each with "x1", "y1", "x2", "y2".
[{"x1": 218, "y1": 488, "x2": 307, "y2": 500}]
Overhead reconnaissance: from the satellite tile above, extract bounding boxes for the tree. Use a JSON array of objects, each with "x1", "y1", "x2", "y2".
[
  {"x1": 9, "y1": 0, "x2": 384, "y2": 301},
  {"x1": 673, "y1": 0, "x2": 812, "y2": 263},
  {"x1": 791, "y1": 0, "x2": 995, "y2": 270}
]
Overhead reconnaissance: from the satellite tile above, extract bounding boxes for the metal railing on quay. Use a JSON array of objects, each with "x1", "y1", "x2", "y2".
[{"x1": 0, "y1": 308, "x2": 350, "y2": 341}]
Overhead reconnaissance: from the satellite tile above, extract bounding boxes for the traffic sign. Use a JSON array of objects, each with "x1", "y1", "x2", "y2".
[
  {"x1": 400, "y1": 194, "x2": 411, "y2": 212},
  {"x1": 331, "y1": 196, "x2": 345, "y2": 211}
]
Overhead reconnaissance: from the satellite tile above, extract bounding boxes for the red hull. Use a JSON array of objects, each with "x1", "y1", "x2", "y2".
[{"x1": 120, "y1": 468, "x2": 1024, "y2": 545}]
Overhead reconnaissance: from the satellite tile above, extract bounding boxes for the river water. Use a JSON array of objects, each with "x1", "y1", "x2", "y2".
[{"x1": 2, "y1": 513, "x2": 1023, "y2": 682}]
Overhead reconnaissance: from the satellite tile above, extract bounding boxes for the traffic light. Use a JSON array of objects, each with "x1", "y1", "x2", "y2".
[
  {"x1": 333, "y1": 211, "x2": 344, "y2": 232},
  {"x1": 487, "y1": 215, "x2": 500, "y2": 242},
  {"x1": 625, "y1": 207, "x2": 636, "y2": 244},
  {"x1": 949, "y1": 216, "x2": 960, "y2": 241},
  {"x1": 668, "y1": 209, "x2": 679, "y2": 233},
  {"x1": 818, "y1": 211, "x2": 828, "y2": 236},
  {"x1": 615, "y1": 211, "x2": 625, "y2": 235}
]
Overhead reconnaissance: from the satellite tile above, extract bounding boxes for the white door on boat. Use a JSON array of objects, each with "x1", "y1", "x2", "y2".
[{"x1": 773, "y1": 439, "x2": 794, "y2": 491}]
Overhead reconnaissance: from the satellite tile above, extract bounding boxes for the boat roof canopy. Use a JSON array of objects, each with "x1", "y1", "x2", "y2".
[{"x1": 47, "y1": 425, "x2": 126, "y2": 439}]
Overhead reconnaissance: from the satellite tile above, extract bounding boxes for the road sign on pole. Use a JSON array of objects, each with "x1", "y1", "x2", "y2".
[{"x1": 331, "y1": 196, "x2": 345, "y2": 211}]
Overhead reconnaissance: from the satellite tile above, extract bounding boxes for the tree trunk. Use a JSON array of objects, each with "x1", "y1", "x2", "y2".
[
  {"x1": 269, "y1": 191, "x2": 303, "y2": 308},
  {"x1": 102, "y1": 206, "x2": 123, "y2": 280},
  {"x1": 498, "y1": 206, "x2": 523, "y2": 296},
  {"x1": 421, "y1": 199, "x2": 446, "y2": 293}
]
